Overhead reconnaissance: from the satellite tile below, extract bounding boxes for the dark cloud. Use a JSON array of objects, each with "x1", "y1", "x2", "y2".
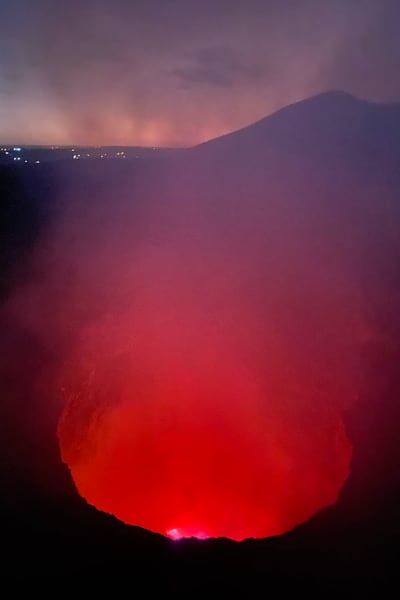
[
  {"x1": 173, "y1": 46, "x2": 264, "y2": 88},
  {"x1": 320, "y1": 1, "x2": 400, "y2": 101},
  {"x1": 0, "y1": 0, "x2": 399, "y2": 145}
]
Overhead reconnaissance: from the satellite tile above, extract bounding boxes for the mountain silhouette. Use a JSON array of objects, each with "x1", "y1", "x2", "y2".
[{"x1": 193, "y1": 91, "x2": 400, "y2": 164}]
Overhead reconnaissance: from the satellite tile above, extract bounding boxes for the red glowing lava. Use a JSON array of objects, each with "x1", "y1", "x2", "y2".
[{"x1": 58, "y1": 315, "x2": 352, "y2": 542}]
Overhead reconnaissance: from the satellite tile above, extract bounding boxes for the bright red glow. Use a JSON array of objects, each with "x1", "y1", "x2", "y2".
[
  {"x1": 58, "y1": 309, "x2": 352, "y2": 542},
  {"x1": 53, "y1": 192, "x2": 358, "y2": 542}
]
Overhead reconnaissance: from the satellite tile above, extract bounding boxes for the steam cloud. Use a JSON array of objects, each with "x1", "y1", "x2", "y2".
[
  {"x1": 2, "y1": 90, "x2": 400, "y2": 540},
  {"x1": 1, "y1": 144, "x2": 370, "y2": 540}
]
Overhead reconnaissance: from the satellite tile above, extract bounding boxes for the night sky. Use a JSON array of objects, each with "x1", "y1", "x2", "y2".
[{"x1": 1, "y1": 0, "x2": 399, "y2": 146}]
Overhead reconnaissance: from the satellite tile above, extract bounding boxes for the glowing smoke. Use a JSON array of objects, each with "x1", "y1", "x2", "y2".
[{"x1": 5, "y1": 93, "x2": 398, "y2": 540}]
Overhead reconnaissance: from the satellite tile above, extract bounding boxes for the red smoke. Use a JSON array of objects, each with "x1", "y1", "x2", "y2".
[
  {"x1": 6, "y1": 162, "x2": 363, "y2": 541},
  {"x1": 56, "y1": 230, "x2": 356, "y2": 541}
]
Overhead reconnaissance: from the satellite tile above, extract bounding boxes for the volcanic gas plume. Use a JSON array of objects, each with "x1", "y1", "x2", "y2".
[
  {"x1": 5, "y1": 150, "x2": 365, "y2": 541},
  {"x1": 29, "y1": 160, "x2": 361, "y2": 543}
]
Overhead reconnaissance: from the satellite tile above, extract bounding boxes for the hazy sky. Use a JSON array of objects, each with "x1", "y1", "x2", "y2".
[{"x1": 0, "y1": 0, "x2": 399, "y2": 146}]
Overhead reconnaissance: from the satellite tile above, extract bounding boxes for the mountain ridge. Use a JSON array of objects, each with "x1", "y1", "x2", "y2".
[{"x1": 191, "y1": 91, "x2": 400, "y2": 165}]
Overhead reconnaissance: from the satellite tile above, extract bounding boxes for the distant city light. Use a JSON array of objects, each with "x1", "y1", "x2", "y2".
[{"x1": 0, "y1": 145, "x2": 165, "y2": 165}]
